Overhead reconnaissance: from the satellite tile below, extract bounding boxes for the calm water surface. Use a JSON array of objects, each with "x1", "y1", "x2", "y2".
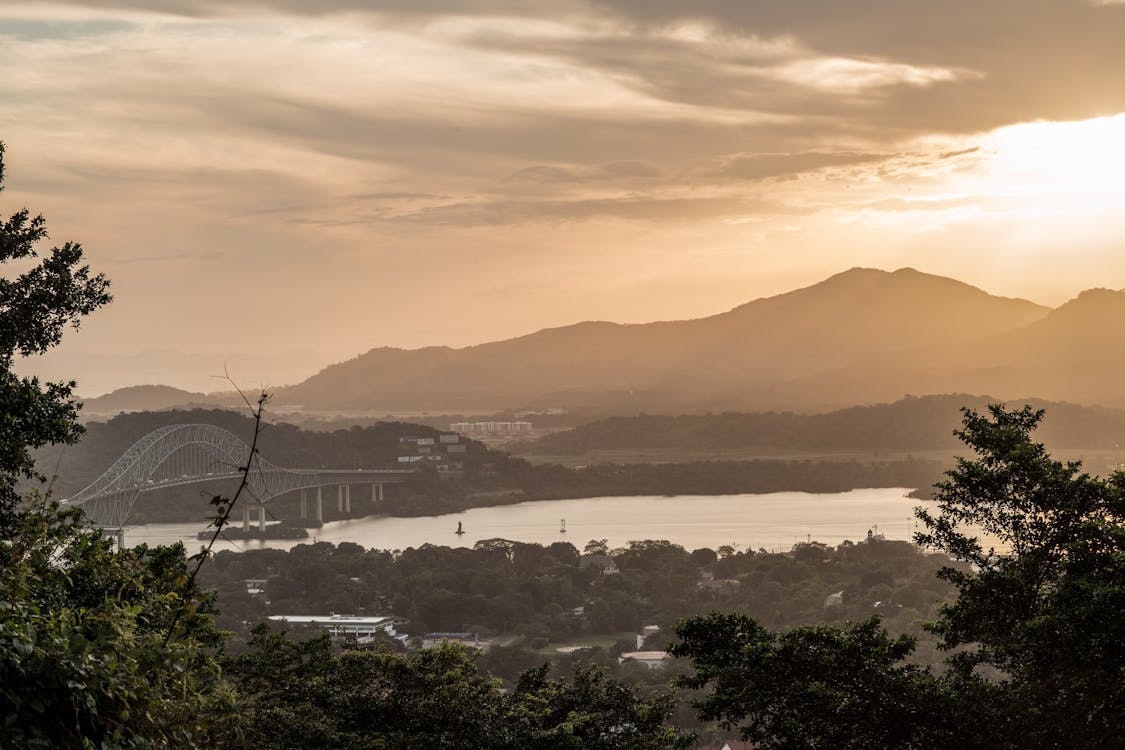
[{"x1": 125, "y1": 488, "x2": 928, "y2": 553}]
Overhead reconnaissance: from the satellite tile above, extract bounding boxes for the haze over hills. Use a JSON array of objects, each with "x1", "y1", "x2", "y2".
[
  {"x1": 273, "y1": 267, "x2": 1071, "y2": 412},
  {"x1": 80, "y1": 385, "x2": 213, "y2": 415},
  {"x1": 14, "y1": 348, "x2": 337, "y2": 399},
  {"x1": 72, "y1": 268, "x2": 1125, "y2": 414},
  {"x1": 517, "y1": 394, "x2": 1125, "y2": 461}
]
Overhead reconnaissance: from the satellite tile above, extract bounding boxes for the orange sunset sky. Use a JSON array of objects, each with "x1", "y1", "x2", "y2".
[{"x1": 4, "y1": 1, "x2": 1125, "y2": 393}]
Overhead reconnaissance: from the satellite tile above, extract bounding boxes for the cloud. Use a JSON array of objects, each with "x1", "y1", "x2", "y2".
[
  {"x1": 7, "y1": 0, "x2": 1125, "y2": 365},
  {"x1": 505, "y1": 161, "x2": 662, "y2": 183},
  {"x1": 716, "y1": 151, "x2": 888, "y2": 180},
  {"x1": 505, "y1": 165, "x2": 577, "y2": 183},
  {"x1": 114, "y1": 250, "x2": 227, "y2": 264},
  {"x1": 383, "y1": 195, "x2": 779, "y2": 226},
  {"x1": 0, "y1": 17, "x2": 133, "y2": 39}
]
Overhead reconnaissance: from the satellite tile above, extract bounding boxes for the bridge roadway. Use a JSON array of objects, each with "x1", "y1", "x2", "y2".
[{"x1": 61, "y1": 424, "x2": 416, "y2": 545}]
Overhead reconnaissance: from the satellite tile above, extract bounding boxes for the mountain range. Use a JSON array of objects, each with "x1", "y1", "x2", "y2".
[{"x1": 82, "y1": 268, "x2": 1125, "y2": 414}]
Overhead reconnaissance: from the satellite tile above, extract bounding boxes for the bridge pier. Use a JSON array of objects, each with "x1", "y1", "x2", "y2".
[
  {"x1": 243, "y1": 505, "x2": 251, "y2": 532},
  {"x1": 345, "y1": 484, "x2": 351, "y2": 513},
  {"x1": 316, "y1": 487, "x2": 323, "y2": 522},
  {"x1": 337, "y1": 485, "x2": 344, "y2": 513},
  {"x1": 258, "y1": 503, "x2": 266, "y2": 532},
  {"x1": 300, "y1": 489, "x2": 308, "y2": 520},
  {"x1": 373, "y1": 483, "x2": 384, "y2": 503},
  {"x1": 101, "y1": 527, "x2": 126, "y2": 551}
]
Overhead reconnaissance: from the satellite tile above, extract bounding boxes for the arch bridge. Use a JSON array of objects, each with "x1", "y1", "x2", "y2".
[{"x1": 62, "y1": 424, "x2": 413, "y2": 541}]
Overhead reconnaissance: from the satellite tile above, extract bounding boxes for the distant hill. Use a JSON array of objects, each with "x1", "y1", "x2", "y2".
[
  {"x1": 517, "y1": 395, "x2": 1125, "y2": 457},
  {"x1": 748, "y1": 286, "x2": 1125, "y2": 411},
  {"x1": 81, "y1": 268, "x2": 1125, "y2": 414},
  {"x1": 275, "y1": 268, "x2": 1060, "y2": 412},
  {"x1": 81, "y1": 385, "x2": 214, "y2": 414}
]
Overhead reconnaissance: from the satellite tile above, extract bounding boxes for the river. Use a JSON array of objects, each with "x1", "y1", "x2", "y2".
[{"x1": 124, "y1": 487, "x2": 930, "y2": 554}]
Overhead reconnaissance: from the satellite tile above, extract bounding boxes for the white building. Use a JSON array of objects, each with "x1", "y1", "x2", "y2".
[
  {"x1": 449, "y1": 421, "x2": 533, "y2": 435},
  {"x1": 269, "y1": 614, "x2": 398, "y2": 642},
  {"x1": 617, "y1": 651, "x2": 671, "y2": 670}
]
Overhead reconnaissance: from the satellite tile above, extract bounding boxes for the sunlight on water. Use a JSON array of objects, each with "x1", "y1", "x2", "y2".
[{"x1": 126, "y1": 488, "x2": 936, "y2": 554}]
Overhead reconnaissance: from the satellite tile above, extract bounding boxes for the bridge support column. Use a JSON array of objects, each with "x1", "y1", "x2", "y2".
[
  {"x1": 344, "y1": 484, "x2": 351, "y2": 513},
  {"x1": 315, "y1": 487, "x2": 323, "y2": 522},
  {"x1": 243, "y1": 505, "x2": 250, "y2": 532},
  {"x1": 373, "y1": 483, "x2": 384, "y2": 502},
  {"x1": 116, "y1": 528, "x2": 125, "y2": 551},
  {"x1": 337, "y1": 485, "x2": 344, "y2": 513},
  {"x1": 300, "y1": 489, "x2": 308, "y2": 520},
  {"x1": 258, "y1": 503, "x2": 266, "y2": 532}
]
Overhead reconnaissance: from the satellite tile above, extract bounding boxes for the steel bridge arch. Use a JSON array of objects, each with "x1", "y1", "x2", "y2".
[{"x1": 62, "y1": 424, "x2": 404, "y2": 529}]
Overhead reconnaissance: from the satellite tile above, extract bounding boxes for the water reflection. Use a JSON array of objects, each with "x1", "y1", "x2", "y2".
[{"x1": 126, "y1": 488, "x2": 928, "y2": 553}]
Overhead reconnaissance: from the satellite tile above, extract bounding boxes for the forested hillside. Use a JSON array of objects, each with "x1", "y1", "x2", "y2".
[{"x1": 520, "y1": 394, "x2": 1125, "y2": 457}]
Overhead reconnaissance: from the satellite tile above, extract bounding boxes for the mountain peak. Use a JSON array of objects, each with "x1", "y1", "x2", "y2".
[
  {"x1": 1041, "y1": 287, "x2": 1125, "y2": 323},
  {"x1": 276, "y1": 267, "x2": 1062, "y2": 411}
]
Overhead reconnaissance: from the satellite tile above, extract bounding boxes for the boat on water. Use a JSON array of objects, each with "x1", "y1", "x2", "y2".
[
  {"x1": 560, "y1": 519, "x2": 566, "y2": 534},
  {"x1": 456, "y1": 521, "x2": 465, "y2": 535}
]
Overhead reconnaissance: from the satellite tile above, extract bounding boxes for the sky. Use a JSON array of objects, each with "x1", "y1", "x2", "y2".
[{"x1": 4, "y1": 1, "x2": 1125, "y2": 394}]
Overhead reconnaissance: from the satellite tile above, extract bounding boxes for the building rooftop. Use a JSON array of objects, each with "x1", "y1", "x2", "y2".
[
  {"x1": 619, "y1": 651, "x2": 670, "y2": 661},
  {"x1": 269, "y1": 614, "x2": 394, "y2": 626}
]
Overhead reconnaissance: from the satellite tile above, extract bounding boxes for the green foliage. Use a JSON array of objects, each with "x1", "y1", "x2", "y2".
[
  {"x1": 670, "y1": 614, "x2": 980, "y2": 749},
  {"x1": 672, "y1": 404, "x2": 1125, "y2": 749},
  {"x1": 509, "y1": 664, "x2": 693, "y2": 749},
  {"x1": 518, "y1": 456, "x2": 941, "y2": 501},
  {"x1": 916, "y1": 404, "x2": 1125, "y2": 747},
  {"x1": 221, "y1": 626, "x2": 691, "y2": 750},
  {"x1": 0, "y1": 496, "x2": 232, "y2": 749},
  {"x1": 521, "y1": 395, "x2": 1125, "y2": 457},
  {"x1": 1, "y1": 144, "x2": 230, "y2": 749},
  {"x1": 0, "y1": 142, "x2": 110, "y2": 524},
  {"x1": 221, "y1": 627, "x2": 501, "y2": 749}
]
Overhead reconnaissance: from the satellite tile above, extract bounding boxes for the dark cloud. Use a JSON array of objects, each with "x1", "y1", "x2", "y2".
[
  {"x1": 940, "y1": 147, "x2": 981, "y2": 160},
  {"x1": 505, "y1": 161, "x2": 662, "y2": 183},
  {"x1": 114, "y1": 249, "x2": 226, "y2": 263},
  {"x1": 37, "y1": 0, "x2": 570, "y2": 17},
  {"x1": 587, "y1": 1, "x2": 1125, "y2": 130},
  {"x1": 600, "y1": 161, "x2": 662, "y2": 178},
  {"x1": 716, "y1": 151, "x2": 888, "y2": 180},
  {"x1": 506, "y1": 165, "x2": 577, "y2": 183},
  {"x1": 382, "y1": 195, "x2": 785, "y2": 226},
  {"x1": 182, "y1": 93, "x2": 805, "y2": 179},
  {"x1": 43, "y1": 0, "x2": 1125, "y2": 139},
  {"x1": 0, "y1": 17, "x2": 133, "y2": 39},
  {"x1": 347, "y1": 191, "x2": 452, "y2": 201}
]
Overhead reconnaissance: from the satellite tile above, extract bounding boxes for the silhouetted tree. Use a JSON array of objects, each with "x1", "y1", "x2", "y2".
[
  {"x1": 672, "y1": 404, "x2": 1125, "y2": 749},
  {"x1": 0, "y1": 143, "x2": 230, "y2": 749}
]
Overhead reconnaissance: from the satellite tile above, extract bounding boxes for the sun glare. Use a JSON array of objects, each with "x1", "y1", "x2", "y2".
[{"x1": 978, "y1": 113, "x2": 1125, "y2": 201}]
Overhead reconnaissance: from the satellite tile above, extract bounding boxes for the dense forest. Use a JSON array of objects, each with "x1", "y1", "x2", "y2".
[
  {"x1": 196, "y1": 534, "x2": 958, "y2": 746},
  {"x1": 520, "y1": 394, "x2": 1125, "y2": 457},
  {"x1": 200, "y1": 535, "x2": 957, "y2": 665}
]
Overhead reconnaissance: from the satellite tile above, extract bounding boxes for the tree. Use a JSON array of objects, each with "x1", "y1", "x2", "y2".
[
  {"x1": 0, "y1": 516, "x2": 233, "y2": 748},
  {"x1": 915, "y1": 404, "x2": 1125, "y2": 748},
  {"x1": 507, "y1": 664, "x2": 694, "y2": 750},
  {"x1": 671, "y1": 404, "x2": 1125, "y2": 749},
  {"x1": 221, "y1": 626, "x2": 508, "y2": 749},
  {"x1": 0, "y1": 143, "x2": 231, "y2": 748},
  {"x1": 0, "y1": 141, "x2": 110, "y2": 527},
  {"x1": 673, "y1": 612, "x2": 994, "y2": 749},
  {"x1": 222, "y1": 627, "x2": 692, "y2": 750}
]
